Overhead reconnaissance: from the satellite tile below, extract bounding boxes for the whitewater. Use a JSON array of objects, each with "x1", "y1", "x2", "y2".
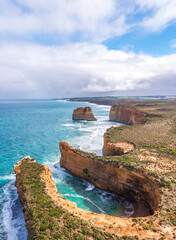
[{"x1": 0, "y1": 100, "x2": 133, "y2": 240}]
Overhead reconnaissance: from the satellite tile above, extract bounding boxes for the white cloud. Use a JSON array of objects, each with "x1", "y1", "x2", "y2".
[
  {"x1": 0, "y1": 0, "x2": 130, "y2": 42},
  {"x1": 0, "y1": 42, "x2": 176, "y2": 98},
  {"x1": 137, "y1": 0, "x2": 176, "y2": 32},
  {"x1": 0, "y1": 0, "x2": 176, "y2": 42},
  {"x1": 171, "y1": 39, "x2": 176, "y2": 48}
]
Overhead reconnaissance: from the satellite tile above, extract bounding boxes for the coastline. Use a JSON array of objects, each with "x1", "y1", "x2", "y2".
[
  {"x1": 1, "y1": 100, "x2": 116, "y2": 239},
  {"x1": 13, "y1": 98, "x2": 176, "y2": 239}
]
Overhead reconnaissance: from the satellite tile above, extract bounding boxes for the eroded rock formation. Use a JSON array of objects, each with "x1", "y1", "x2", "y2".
[
  {"x1": 14, "y1": 156, "x2": 166, "y2": 239},
  {"x1": 103, "y1": 129, "x2": 136, "y2": 156},
  {"x1": 109, "y1": 105, "x2": 147, "y2": 124},
  {"x1": 60, "y1": 141, "x2": 161, "y2": 213},
  {"x1": 72, "y1": 107, "x2": 97, "y2": 121}
]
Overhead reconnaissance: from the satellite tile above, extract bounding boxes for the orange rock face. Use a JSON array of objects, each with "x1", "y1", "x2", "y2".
[
  {"x1": 14, "y1": 156, "x2": 165, "y2": 239},
  {"x1": 60, "y1": 141, "x2": 161, "y2": 213},
  {"x1": 109, "y1": 105, "x2": 147, "y2": 124},
  {"x1": 72, "y1": 107, "x2": 97, "y2": 121},
  {"x1": 103, "y1": 130, "x2": 136, "y2": 156}
]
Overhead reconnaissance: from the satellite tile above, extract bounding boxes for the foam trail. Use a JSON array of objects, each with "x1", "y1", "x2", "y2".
[
  {"x1": 85, "y1": 183, "x2": 95, "y2": 191},
  {"x1": 63, "y1": 194, "x2": 105, "y2": 214},
  {"x1": 0, "y1": 175, "x2": 15, "y2": 181},
  {"x1": 56, "y1": 99, "x2": 68, "y2": 102},
  {"x1": 2, "y1": 181, "x2": 27, "y2": 240}
]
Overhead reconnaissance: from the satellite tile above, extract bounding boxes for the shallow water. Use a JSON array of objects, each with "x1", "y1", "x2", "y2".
[{"x1": 0, "y1": 100, "x2": 133, "y2": 239}]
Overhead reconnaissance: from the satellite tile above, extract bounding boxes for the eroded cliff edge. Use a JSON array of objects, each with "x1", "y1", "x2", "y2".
[
  {"x1": 14, "y1": 156, "x2": 173, "y2": 240},
  {"x1": 14, "y1": 102, "x2": 176, "y2": 239},
  {"x1": 60, "y1": 142, "x2": 160, "y2": 214},
  {"x1": 109, "y1": 105, "x2": 148, "y2": 125},
  {"x1": 14, "y1": 156, "x2": 125, "y2": 240},
  {"x1": 60, "y1": 102, "x2": 176, "y2": 239},
  {"x1": 103, "y1": 106, "x2": 147, "y2": 156}
]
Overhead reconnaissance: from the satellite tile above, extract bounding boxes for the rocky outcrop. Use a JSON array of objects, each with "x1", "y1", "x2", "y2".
[
  {"x1": 103, "y1": 129, "x2": 136, "y2": 156},
  {"x1": 14, "y1": 156, "x2": 167, "y2": 239},
  {"x1": 109, "y1": 105, "x2": 147, "y2": 124},
  {"x1": 72, "y1": 107, "x2": 97, "y2": 121},
  {"x1": 60, "y1": 141, "x2": 161, "y2": 213}
]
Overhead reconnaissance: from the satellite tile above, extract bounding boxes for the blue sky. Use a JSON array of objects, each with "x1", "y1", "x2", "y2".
[
  {"x1": 104, "y1": 25, "x2": 176, "y2": 56},
  {"x1": 0, "y1": 0, "x2": 176, "y2": 98}
]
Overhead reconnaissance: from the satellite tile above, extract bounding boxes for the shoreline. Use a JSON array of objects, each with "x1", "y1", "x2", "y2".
[{"x1": 13, "y1": 99, "x2": 176, "y2": 239}]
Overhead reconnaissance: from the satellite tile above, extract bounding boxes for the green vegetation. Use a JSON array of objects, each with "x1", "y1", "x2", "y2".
[
  {"x1": 20, "y1": 160, "x2": 136, "y2": 240},
  {"x1": 160, "y1": 211, "x2": 176, "y2": 226},
  {"x1": 76, "y1": 149, "x2": 140, "y2": 172},
  {"x1": 18, "y1": 100, "x2": 176, "y2": 239},
  {"x1": 143, "y1": 144, "x2": 176, "y2": 156}
]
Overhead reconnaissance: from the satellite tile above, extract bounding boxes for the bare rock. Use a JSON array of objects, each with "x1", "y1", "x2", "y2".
[{"x1": 72, "y1": 107, "x2": 97, "y2": 121}]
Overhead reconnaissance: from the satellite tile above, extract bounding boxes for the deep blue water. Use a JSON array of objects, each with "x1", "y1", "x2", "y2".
[{"x1": 0, "y1": 100, "x2": 133, "y2": 240}]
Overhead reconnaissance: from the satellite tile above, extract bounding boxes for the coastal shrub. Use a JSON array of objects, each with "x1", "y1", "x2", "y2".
[
  {"x1": 83, "y1": 168, "x2": 88, "y2": 175},
  {"x1": 29, "y1": 208, "x2": 34, "y2": 217},
  {"x1": 40, "y1": 225, "x2": 48, "y2": 231},
  {"x1": 19, "y1": 160, "x2": 150, "y2": 239},
  {"x1": 159, "y1": 179, "x2": 172, "y2": 187}
]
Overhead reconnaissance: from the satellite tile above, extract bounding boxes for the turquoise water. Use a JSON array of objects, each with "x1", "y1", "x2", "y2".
[{"x1": 0, "y1": 100, "x2": 133, "y2": 240}]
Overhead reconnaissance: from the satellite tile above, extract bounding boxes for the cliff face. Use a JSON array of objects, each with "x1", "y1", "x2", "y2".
[
  {"x1": 14, "y1": 156, "x2": 166, "y2": 239},
  {"x1": 109, "y1": 106, "x2": 147, "y2": 125},
  {"x1": 60, "y1": 141, "x2": 161, "y2": 213},
  {"x1": 103, "y1": 129, "x2": 136, "y2": 156},
  {"x1": 15, "y1": 157, "x2": 125, "y2": 239},
  {"x1": 72, "y1": 107, "x2": 97, "y2": 121}
]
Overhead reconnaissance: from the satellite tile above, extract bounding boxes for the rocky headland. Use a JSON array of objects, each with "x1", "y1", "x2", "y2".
[
  {"x1": 14, "y1": 101, "x2": 176, "y2": 239},
  {"x1": 109, "y1": 105, "x2": 148, "y2": 125},
  {"x1": 60, "y1": 141, "x2": 160, "y2": 214},
  {"x1": 14, "y1": 156, "x2": 123, "y2": 240},
  {"x1": 103, "y1": 131, "x2": 136, "y2": 156},
  {"x1": 60, "y1": 102, "x2": 176, "y2": 239},
  {"x1": 103, "y1": 106, "x2": 147, "y2": 155},
  {"x1": 72, "y1": 107, "x2": 97, "y2": 121}
]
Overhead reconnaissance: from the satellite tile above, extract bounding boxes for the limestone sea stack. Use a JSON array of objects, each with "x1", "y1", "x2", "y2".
[
  {"x1": 72, "y1": 107, "x2": 97, "y2": 121},
  {"x1": 109, "y1": 105, "x2": 147, "y2": 125}
]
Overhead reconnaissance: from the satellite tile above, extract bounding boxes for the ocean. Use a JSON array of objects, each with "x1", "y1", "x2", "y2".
[{"x1": 0, "y1": 100, "x2": 133, "y2": 240}]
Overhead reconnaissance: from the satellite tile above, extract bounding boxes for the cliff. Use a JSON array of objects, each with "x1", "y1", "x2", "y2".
[
  {"x1": 103, "y1": 128, "x2": 136, "y2": 156},
  {"x1": 103, "y1": 105, "x2": 147, "y2": 156},
  {"x1": 60, "y1": 141, "x2": 160, "y2": 214},
  {"x1": 14, "y1": 156, "x2": 125, "y2": 240},
  {"x1": 72, "y1": 107, "x2": 97, "y2": 121},
  {"x1": 109, "y1": 105, "x2": 147, "y2": 124},
  {"x1": 14, "y1": 154, "x2": 174, "y2": 239}
]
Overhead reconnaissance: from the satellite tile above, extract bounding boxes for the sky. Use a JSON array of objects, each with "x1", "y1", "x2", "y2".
[{"x1": 0, "y1": 0, "x2": 176, "y2": 99}]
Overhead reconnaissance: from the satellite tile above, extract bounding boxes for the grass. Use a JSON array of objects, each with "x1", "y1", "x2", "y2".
[
  {"x1": 18, "y1": 160, "x2": 136, "y2": 240},
  {"x1": 105, "y1": 102, "x2": 176, "y2": 152},
  {"x1": 17, "y1": 100, "x2": 176, "y2": 239}
]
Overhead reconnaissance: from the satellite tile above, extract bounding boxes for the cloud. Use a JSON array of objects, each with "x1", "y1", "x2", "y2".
[
  {"x1": 0, "y1": 0, "x2": 176, "y2": 43},
  {"x1": 171, "y1": 39, "x2": 176, "y2": 48},
  {"x1": 0, "y1": 0, "x2": 130, "y2": 42},
  {"x1": 0, "y1": 42, "x2": 176, "y2": 98},
  {"x1": 137, "y1": 0, "x2": 176, "y2": 32}
]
